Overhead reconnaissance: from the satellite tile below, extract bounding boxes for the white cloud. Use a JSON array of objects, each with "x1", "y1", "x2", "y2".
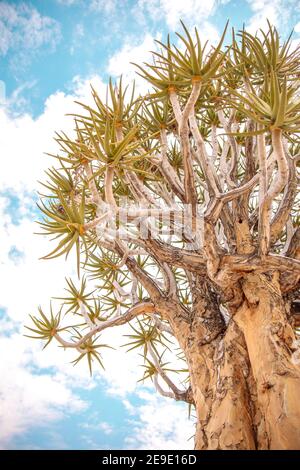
[
  {"x1": 0, "y1": 201, "x2": 192, "y2": 448},
  {"x1": 107, "y1": 33, "x2": 161, "y2": 94},
  {"x1": 90, "y1": 0, "x2": 116, "y2": 13},
  {"x1": 57, "y1": 0, "x2": 79, "y2": 5},
  {"x1": 193, "y1": 21, "x2": 220, "y2": 44},
  {"x1": 0, "y1": 331, "x2": 88, "y2": 449},
  {"x1": 56, "y1": 0, "x2": 117, "y2": 13},
  {"x1": 107, "y1": 33, "x2": 157, "y2": 77},
  {"x1": 246, "y1": 0, "x2": 298, "y2": 34},
  {"x1": 0, "y1": 2, "x2": 61, "y2": 64},
  {"x1": 4, "y1": 80, "x2": 37, "y2": 111},
  {"x1": 70, "y1": 23, "x2": 85, "y2": 55},
  {"x1": 0, "y1": 75, "x2": 106, "y2": 193},
  {"x1": 0, "y1": 73, "x2": 193, "y2": 450},
  {"x1": 125, "y1": 391, "x2": 194, "y2": 450},
  {"x1": 0, "y1": 207, "x2": 75, "y2": 321},
  {"x1": 137, "y1": 0, "x2": 218, "y2": 29},
  {"x1": 107, "y1": 21, "x2": 220, "y2": 94},
  {"x1": 75, "y1": 22, "x2": 84, "y2": 37},
  {"x1": 0, "y1": 76, "x2": 106, "y2": 447},
  {"x1": 99, "y1": 422, "x2": 113, "y2": 434}
]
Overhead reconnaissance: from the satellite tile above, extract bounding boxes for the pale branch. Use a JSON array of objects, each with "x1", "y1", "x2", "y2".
[
  {"x1": 79, "y1": 300, "x2": 94, "y2": 330},
  {"x1": 257, "y1": 130, "x2": 270, "y2": 256},
  {"x1": 161, "y1": 262, "x2": 178, "y2": 299},
  {"x1": 124, "y1": 172, "x2": 141, "y2": 201},
  {"x1": 112, "y1": 280, "x2": 132, "y2": 299},
  {"x1": 153, "y1": 181, "x2": 176, "y2": 207},
  {"x1": 282, "y1": 218, "x2": 295, "y2": 254},
  {"x1": 203, "y1": 219, "x2": 222, "y2": 280},
  {"x1": 244, "y1": 119, "x2": 256, "y2": 181},
  {"x1": 236, "y1": 151, "x2": 275, "y2": 254},
  {"x1": 159, "y1": 128, "x2": 185, "y2": 201},
  {"x1": 270, "y1": 149, "x2": 298, "y2": 244},
  {"x1": 54, "y1": 301, "x2": 156, "y2": 348},
  {"x1": 211, "y1": 124, "x2": 218, "y2": 163},
  {"x1": 104, "y1": 166, "x2": 117, "y2": 208},
  {"x1": 130, "y1": 272, "x2": 139, "y2": 304},
  {"x1": 143, "y1": 238, "x2": 206, "y2": 273},
  {"x1": 180, "y1": 81, "x2": 202, "y2": 131},
  {"x1": 147, "y1": 343, "x2": 191, "y2": 403},
  {"x1": 191, "y1": 110, "x2": 237, "y2": 249},
  {"x1": 170, "y1": 85, "x2": 200, "y2": 213},
  {"x1": 83, "y1": 168, "x2": 263, "y2": 236},
  {"x1": 90, "y1": 235, "x2": 116, "y2": 252},
  {"x1": 189, "y1": 106, "x2": 221, "y2": 196},
  {"x1": 220, "y1": 253, "x2": 300, "y2": 274},
  {"x1": 83, "y1": 211, "x2": 110, "y2": 231},
  {"x1": 123, "y1": 166, "x2": 159, "y2": 207},
  {"x1": 203, "y1": 195, "x2": 223, "y2": 225},
  {"x1": 169, "y1": 89, "x2": 182, "y2": 124},
  {"x1": 123, "y1": 254, "x2": 165, "y2": 303},
  {"x1": 115, "y1": 247, "x2": 130, "y2": 268},
  {"x1": 217, "y1": 109, "x2": 239, "y2": 185},
  {"x1": 126, "y1": 171, "x2": 159, "y2": 207},
  {"x1": 90, "y1": 231, "x2": 169, "y2": 309},
  {"x1": 83, "y1": 161, "x2": 102, "y2": 207},
  {"x1": 153, "y1": 374, "x2": 176, "y2": 399},
  {"x1": 150, "y1": 314, "x2": 174, "y2": 335},
  {"x1": 258, "y1": 129, "x2": 290, "y2": 256},
  {"x1": 217, "y1": 173, "x2": 259, "y2": 206},
  {"x1": 219, "y1": 140, "x2": 230, "y2": 191},
  {"x1": 85, "y1": 206, "x2": 198, "y2": 242}
]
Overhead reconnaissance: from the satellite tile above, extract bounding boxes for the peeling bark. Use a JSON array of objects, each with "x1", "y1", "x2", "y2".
[
  {"x1": 177, "y1": 272, "x2": 300, "y2": 450},
  {"x1": 235, "y1": 272, "x2": 300, "y2": 449}
]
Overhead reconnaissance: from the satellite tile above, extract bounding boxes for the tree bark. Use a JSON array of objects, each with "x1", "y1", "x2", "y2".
[
  {"x1": 236, "y1": 272, "x2": 300, "y2": 449},
  {"x1": 182, "y1": 272, "x2": 300, "y2": 450}
]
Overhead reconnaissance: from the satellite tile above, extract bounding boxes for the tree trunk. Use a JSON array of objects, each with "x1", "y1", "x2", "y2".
[
  {"x1": 183, "y1": 272, "x2": 300, "y2": 450},
  {"x1": 236, "y1": 272, "x2": 300, "y2": 449}
]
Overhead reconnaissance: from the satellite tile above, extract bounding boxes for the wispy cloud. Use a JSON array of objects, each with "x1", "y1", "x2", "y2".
[
  {"x1": 0, "y1": 1, "x2": 61, "y2": 69},
  {"x1": 0, "y1": 75, "x2": 193, "y2": 449},
  {"x1": 125, "y1": 391, "x2": 194, "y2": 450},
  {"x1": 89, "y1": 0, "x2": 117, "y2": 13},
  {"x1": 107, "y1": 33, "x2": 160, "y2": 87},
  {"x1": 136, "y1": 0, "x2": 219, "y2": 29},
  {"x1": 0, "y1": 328, "x2": 88, "y2": 449},
  {"x1": 56, "y1": 0, "x2": 117, "y2": 13},
  {"x1": 246, "y1": 0, "x2": 299, "y2": 34},
  {"x1": 1, "y1": 80, "x2": 37, "y2": 114},
  {"x1": 56, "y1": 0, "x2": 79, "y2": 5},
  {"x1": 81, "y1": 421, "x2": 114, "y2": 435}
]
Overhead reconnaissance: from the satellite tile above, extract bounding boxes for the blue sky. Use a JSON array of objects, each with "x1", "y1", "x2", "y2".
[{"x1": 0, "y1": 0, "x2": 300, "y2": 450}]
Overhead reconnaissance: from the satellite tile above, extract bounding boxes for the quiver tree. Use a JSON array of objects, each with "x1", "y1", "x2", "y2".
[{"x1": 27, "y1": 22, "x2": 300, "y2": 450}]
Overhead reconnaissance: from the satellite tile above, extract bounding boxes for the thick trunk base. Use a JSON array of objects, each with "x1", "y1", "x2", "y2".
[{"x1": 187, "y1": 273, "x2": 300, "y2": 450}]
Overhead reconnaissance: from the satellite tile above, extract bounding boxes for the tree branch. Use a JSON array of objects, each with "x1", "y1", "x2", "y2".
[
  {"x1": 270, "y1": 147, "x2": 297, "y2": 244},
  {"x1": 148, "y1": 343, "x2": 193, "y2": 403},
  {"x1": 258, "y1": 128, "x2": 290, "y2": 256},
  {"x1": 55, "y1": 301, "x2": 156, "y2": 348}
]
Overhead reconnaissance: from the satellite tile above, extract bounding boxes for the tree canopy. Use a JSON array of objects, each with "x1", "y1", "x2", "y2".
[{"x1": 26, "y1": 21, "x2": 300, "y2": 415}]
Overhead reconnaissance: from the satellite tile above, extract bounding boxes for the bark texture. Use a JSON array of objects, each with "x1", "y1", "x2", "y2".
[{"x1": 182, "y1": 273, "x2": 300, "y2": 450}]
